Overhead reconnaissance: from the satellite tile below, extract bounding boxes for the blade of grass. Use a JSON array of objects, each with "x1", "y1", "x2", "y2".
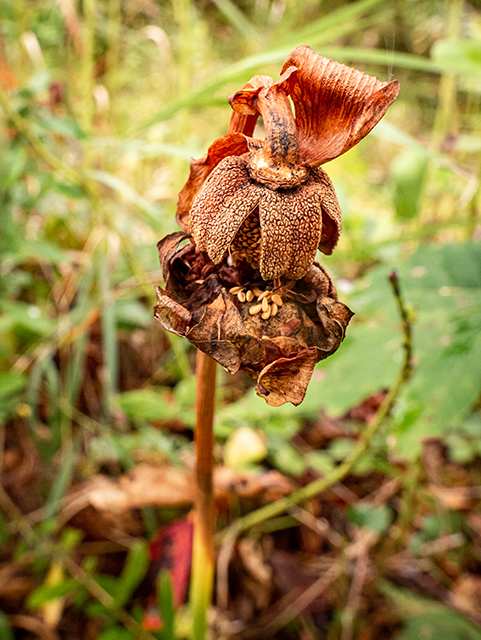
[
  {"x1": 132, "y1": 0, "x2": 389, "y2": 133},
  {"x1": 158, "y1": 571, "x2": 175, "y2": 640},
  {"x1": 97, "y1": 239, "x2": 118, "y2": 422},
  {"x1": 211, "y1": 0, "x2": 258, "y2": 41},
  {"x1": 44, "y1": 435, "x2": 81, "y2": 520}
]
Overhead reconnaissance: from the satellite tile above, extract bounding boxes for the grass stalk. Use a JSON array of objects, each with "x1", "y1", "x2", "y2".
[{"x1": 190, "y1": 351, "x2": 217, "y2": 640}]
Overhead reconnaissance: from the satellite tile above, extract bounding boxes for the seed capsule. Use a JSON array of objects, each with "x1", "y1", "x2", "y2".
[{"x1": 249, "y1": 303, "x2": 263, "y2": 315}]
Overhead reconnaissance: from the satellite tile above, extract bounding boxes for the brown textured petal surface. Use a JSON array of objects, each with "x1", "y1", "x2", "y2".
[
  {"x1": 176, "y1": 133, "x2": 250, "y2": 232},
  {"x1": 310, "y1": 167, "x2": 342, "y2": 255},
  {"x1": 257, "y1": 348, "x2": 319, "y2": 406},
  {"x1": 258, "y1": 180, "x2": 322, "y2": 281},
  {"x1": 190, "y1": 155, "x2": 262, "y2": 264},
  {"x1": 281, "y1": 45, "x2": 400, "y2": 166}
]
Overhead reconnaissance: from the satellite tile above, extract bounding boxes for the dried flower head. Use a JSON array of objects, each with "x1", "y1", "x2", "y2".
[
  {"x1": 177, "y1": 45, "x2": 399, "y2": 281},
  {"x1": 155, "y1": 46, "x2": 398, "y2": 405},
  {"x1": 154, "y1": 233, "x2": 353, "y2": 406}
]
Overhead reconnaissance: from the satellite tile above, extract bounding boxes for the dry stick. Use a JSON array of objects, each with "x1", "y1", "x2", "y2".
[
  {"x1": 191, "y1": 351, "x2": 217, "y2": 640},
  {"x1": 218, "y1": 270, "x2": 413, "y2": 542},
  {"x1": 242, "y1": 564, "x2": 341, "y2": 640}
]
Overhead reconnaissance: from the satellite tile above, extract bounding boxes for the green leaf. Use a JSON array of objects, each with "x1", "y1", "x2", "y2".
[
  {"x1": 27, "y1": 579, "x2": 79, "y2": 610},
  {"x1": 431, "y1": 38, "x2": 481, "y2": 77},
  {"x1": 391, "y1": 149, "x2": 428, "y2": 219},
  {"x1": 0, "y1": 612, "x2": 14, "y2": 640},
  {"x1": 0, "y1": 373, "x2": 25, "y2": 399},
  {"x1": 112, "y1": 540, "x2": 149, "y2": 609},
  {"x1": 96, "y1": 627, "x2": 135, "y2": 640},
  {"x1": 118, "y1": 389, "x2": 179, "y2": 422},
  {"x1": 312, "y1": 241, "x2": 481, "y2": 459},
  {"x1": 158, "y1": 571, "x2": 175, "y2": 640},
  {"x1": 348, "y1": 503, "x2": 392, "y2": 534},
  {"x1": 380, "y1": 582, "x2": 481, "y2": 640}
]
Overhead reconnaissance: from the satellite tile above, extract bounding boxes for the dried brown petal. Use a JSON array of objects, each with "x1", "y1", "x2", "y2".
[
  {"x1": 259, "y1": 180, "x2": 322, "y2": 280},
  {"x1": 154, "y1": 286, "x2": 192, "y2": 336},
  {"x1": 257, "y1": 348, "x2": 319, "y2": 406},
  {"x1": 282, "y1": 45, "x2": 400, "y2": 167},
  {"x1": 190, "y1": 155, "x2": 262, "y2": 263},
  {"x1": 176, "y1": 133, "x2": 251, "y2": 232}
]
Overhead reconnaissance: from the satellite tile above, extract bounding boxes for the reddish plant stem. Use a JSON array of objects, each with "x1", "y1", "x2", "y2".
[
  {"x1": 191, "y1": 350, "x2": 217, "y2": 639},
  {"x1": 194, "y1": 350, "x2": 217, "y2": 556}
]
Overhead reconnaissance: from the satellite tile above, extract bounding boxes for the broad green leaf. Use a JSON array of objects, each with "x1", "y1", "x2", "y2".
[
  {"x1": 308, "y1": 242, "x2": 481, "y2": 458},
  {"x1": 380, "y1": 582, "x2": 481, "y2": 640}
]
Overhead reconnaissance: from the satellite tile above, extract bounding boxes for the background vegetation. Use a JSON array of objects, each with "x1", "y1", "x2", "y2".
[{"x1": 1, "y1": 0, "x2": 481, "y2": 638}]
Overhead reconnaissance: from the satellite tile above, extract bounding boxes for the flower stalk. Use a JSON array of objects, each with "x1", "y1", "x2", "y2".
[{"x1": 190, "y1": 351, "x2": 217, "y2": 640}]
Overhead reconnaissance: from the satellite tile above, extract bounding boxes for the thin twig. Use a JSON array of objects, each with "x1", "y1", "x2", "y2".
[
  {"x1": 241, "y1": 564, "x2": 340, "y2": 639},
  {"x1": 218, "y1": 270, "x2": 413, "y2": 540}
]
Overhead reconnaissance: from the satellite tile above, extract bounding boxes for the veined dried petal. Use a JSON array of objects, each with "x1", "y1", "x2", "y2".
[{"x1": 282, "y1": 46, "x2": 400, "y2": 167}]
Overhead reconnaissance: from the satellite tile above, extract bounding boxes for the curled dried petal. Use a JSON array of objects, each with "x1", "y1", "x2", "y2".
[
  {"x1": 176, "y1": 133, "x2": 252, "y2": 232},
  {"x1": 257, "y1": 348, "x2": 319, "y2": 407},
  {"x1": 282, "y1": 45, "x2": 400, "y2": 166}
]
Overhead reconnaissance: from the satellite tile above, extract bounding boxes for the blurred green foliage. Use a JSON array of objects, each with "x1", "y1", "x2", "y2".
[{"x1": 1, "y1": 0, "x2": 481, "y2": 636}]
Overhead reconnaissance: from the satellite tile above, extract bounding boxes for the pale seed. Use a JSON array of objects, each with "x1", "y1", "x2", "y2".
[
  {"x1": 249, "y1": 303, "x2": 262, "y2": 315},
  {"x1": 246, "y1": 290, "x2": 254, "y2": 302},
  {"x1": 271, "y1": 302, "x2": 278, "y2": 316},
  {"x1": 195, "y1": 279, "x2": 205, "y2": 284},
  {"x1": 261, "y1": 307, "x2": 271, "y2": 320},
  {"x1": 271, "y1": 294, "x2": 283, "y2": 307},
  {"x1": 230, "y1": 286, "x2": 244, "y2": 294},
  {"x1": 261, "y1": 297, "x2": 269, "y2": 312},
  {"x1": 258, "y1": 290, "x2": 270, "y2": 301},
  {"x1": 237, "y1": 291, "x2": 246, "y2": 303},
  {"x1": 253, "y1": 287, "x2": 263, "y2": 297}
]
